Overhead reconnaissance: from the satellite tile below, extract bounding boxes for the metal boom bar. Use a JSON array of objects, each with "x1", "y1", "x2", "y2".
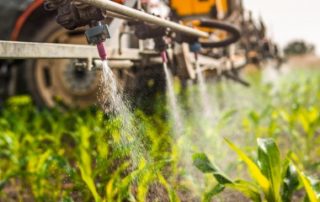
[
  {"x1": 0, "y1": 40, "x2": 141, "y2": 61},
  {"x1": 0, "y1": 41, "x2": 99, "y2": 59},
  {"x1": 78, "y1": 0, "x2": 209, "y2": 38}
]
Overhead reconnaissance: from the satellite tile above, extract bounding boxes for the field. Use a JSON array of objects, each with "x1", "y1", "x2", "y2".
[{"x1": 0, "y1": 66, "x2": 320, "y2": 202}]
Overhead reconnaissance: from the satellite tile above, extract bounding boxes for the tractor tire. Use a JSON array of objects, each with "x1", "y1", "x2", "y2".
[{"x1": 24, "y1": 20, "x2": 101, "y2": 108}]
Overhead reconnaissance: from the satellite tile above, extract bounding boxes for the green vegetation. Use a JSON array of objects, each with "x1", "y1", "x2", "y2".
[
  {"x1": 193, "y1": 138, "x2": 319, "y2": 202},
  {"x1": 0, "y1": 68, "x2": 320, "y2": 201},
  {"x1": 0, "y1": 99, "x2": 178, "y2": 202},
  {"x1": 284, "y1": 40, "x2": 315, "y2": 56}
]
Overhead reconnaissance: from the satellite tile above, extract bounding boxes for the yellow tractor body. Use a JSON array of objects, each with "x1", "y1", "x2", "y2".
[{"x1": 170, "y1": 0, "x2": 229, "y2": 18}]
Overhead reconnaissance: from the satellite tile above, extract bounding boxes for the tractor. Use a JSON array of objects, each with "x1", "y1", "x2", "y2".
[{"x1": 0, "y1": 0, "x2": 280, "y2": 108}]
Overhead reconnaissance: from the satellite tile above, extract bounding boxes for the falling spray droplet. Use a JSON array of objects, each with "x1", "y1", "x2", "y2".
[
  {"x1": 161, "y1": 51, "x2": 183, "y2": 136},
  {"x1": 99, "y1": 58, "x2": 148, "y2": 167},
  {"x1": 195, "y1": 56, "x2": 213, "y2": 120}
]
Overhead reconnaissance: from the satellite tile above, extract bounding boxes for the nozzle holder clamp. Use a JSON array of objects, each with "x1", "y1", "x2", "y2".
[{"x1": 85, "y1": 23, "x2": 111, "y2": 45}]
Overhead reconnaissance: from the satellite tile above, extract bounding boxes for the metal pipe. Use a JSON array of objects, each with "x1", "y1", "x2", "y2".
[
  {"x1": 94, "y1": 60, "x2": 134, "y2": 70},
  {"x1": 0, "y1": 40, "x2": 142, "y2": 61},
  {"x1": 0, "y1": 40, "x2": 98, "y2": 59},
  {"x1": 108, "y1": 11, "x2": 133, "y2": 21},
  {"x1": 78, "y1": 0, "x2": 209, "y2": 38}
]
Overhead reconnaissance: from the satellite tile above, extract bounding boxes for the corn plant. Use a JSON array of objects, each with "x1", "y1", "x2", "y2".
[
  {"x1": 193, "y1": 138, "x2": 320, "y2": 202},
  {"x1": 1, "y1": 68, "x2": 320, "y2": 201},
  {"x1": 0, "y1": 96, "x2": 184, "y2": 202}
]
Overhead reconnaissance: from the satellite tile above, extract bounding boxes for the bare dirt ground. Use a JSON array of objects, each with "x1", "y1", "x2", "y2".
[{"x1": 287, "y1": 54, "x2": 320, "y2": 68}]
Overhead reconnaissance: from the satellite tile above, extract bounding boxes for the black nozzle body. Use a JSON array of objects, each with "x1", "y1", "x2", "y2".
[
  {"x1": 85, "y1": 23, "x2": 111, "y2": 45},
  {"x1": 44, "y1": 0, "x2": 106, "y2": 30}
]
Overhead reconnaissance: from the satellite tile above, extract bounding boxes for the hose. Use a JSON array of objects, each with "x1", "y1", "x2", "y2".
[{"x1": 196, "y1": 19, "x2": 241, "y2": 48}]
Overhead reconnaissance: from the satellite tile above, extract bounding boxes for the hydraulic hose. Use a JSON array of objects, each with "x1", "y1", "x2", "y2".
[{"x1": 195, "y1": 19, "x2": 241, "y2": 48}]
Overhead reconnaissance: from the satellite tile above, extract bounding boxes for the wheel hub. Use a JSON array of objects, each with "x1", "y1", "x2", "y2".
[
  {"x1": 30, "y1": 26, "x2": 102, "y2": 108},
  {"x1": 61, "y1": 60, "x2": 98, "y2": 96}
]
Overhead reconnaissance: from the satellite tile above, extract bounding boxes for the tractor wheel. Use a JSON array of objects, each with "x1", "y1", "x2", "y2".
[{"x1": 25, "y1": 20, "x2": 101, "y2": 108}]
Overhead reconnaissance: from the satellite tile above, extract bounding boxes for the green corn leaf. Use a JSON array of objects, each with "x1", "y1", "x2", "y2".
[
  {"x1": 257, "y1": 138, "x2": 282, "y2": 202},
  {"x1": 281, "y1": 164, "x2": 299, "y2": 202},
  {"x1": 215, "y1": 109, "x2": 237, "y2": 130},
  {"x1": 249, "y1": 111, "x2": 260, "y2": 125},
  {"x1": 202, "y1": 184, "x2": 225, "y2": 202},
  {"x1": 225, "y1": 139, "x2": 270, "y2": 194},
  {"x1": 290, "y1": 153, "x2": 319, "y2": 202},
  {"x1": 307, "y1": 178, "x2": 320, "y2": 201},
  {"x1": 158, "y1": 174, "x2": 180, "y2": 202},
  {"x1": 78, "y1": 126, "x2": 101, "y2": 202},
  {"x1": 313, "y1": 179, "x2": 320, "y2": 192},
  {"x1": 105, "y1": 178, "x2": 117, "y2": 201},
  {"x1": 294, "y1": 166, "x2": 318, "y2": 202},
  {"x1": 61, "y1": 196, "x2": 75, "y2": 202},
  {"x1": 193, "y1": 153, "x2": 232, "y2": 184},
  {"x1": 228, "y1": 180, "x2": 262, "y2": 202},
  {"x1": 299, "y1": 172, "x2": 319, "y2": 202},
  {"x1": 79, "y1": 165, "x2": 101, "y2": 202},
  {"x1": 0, "y1": 179, "x2": 8, "y2": 191},
  {"x1": 193, "y1": 153, "x2": 262, "y2": 202},
  {"x1": 312, "y1": 180, "x2": 320, "y2": 199}
]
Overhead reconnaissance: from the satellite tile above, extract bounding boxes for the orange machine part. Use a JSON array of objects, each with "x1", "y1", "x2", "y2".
[
  {"x1": 114, "y1": 0, "x2": 126, "y2": 3},
  {"x1": 11, "y1": 0, "x2": 44, "y2": 41}
]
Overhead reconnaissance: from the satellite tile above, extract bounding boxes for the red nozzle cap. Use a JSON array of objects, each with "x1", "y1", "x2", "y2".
[
  {"x1": 97, "y1": 42, "x2": 107, "y2": 60},
  {"x1": 161, "y1": 51, "x2": 167, "y2": 63}
]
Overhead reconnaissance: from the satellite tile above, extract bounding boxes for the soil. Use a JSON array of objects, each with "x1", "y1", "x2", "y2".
[{"x1": 287, "y1": 54, "x2": 320, "y2": 68}]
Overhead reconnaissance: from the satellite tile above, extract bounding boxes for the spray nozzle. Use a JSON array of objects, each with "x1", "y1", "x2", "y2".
[
  {"x1": 97, "y1": 42, "x2": 107, "y2": 61},
  {"x1": 161, "y1": 51, "x2": 168, "y2": 63},
  {"x1": 190, "y1": 43, "x2": 201, "y2": 53},
  {"x1": 85, "y1": 22, "x2": 111, "y2": 61},
  {"x1": 85, "y1": 22, "x2": 111, "y2": 45}
]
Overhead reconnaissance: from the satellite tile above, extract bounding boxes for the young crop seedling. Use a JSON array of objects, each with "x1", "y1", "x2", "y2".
[{"x1": 193, "y1": 138, "x2": 320, "y2": 202}]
